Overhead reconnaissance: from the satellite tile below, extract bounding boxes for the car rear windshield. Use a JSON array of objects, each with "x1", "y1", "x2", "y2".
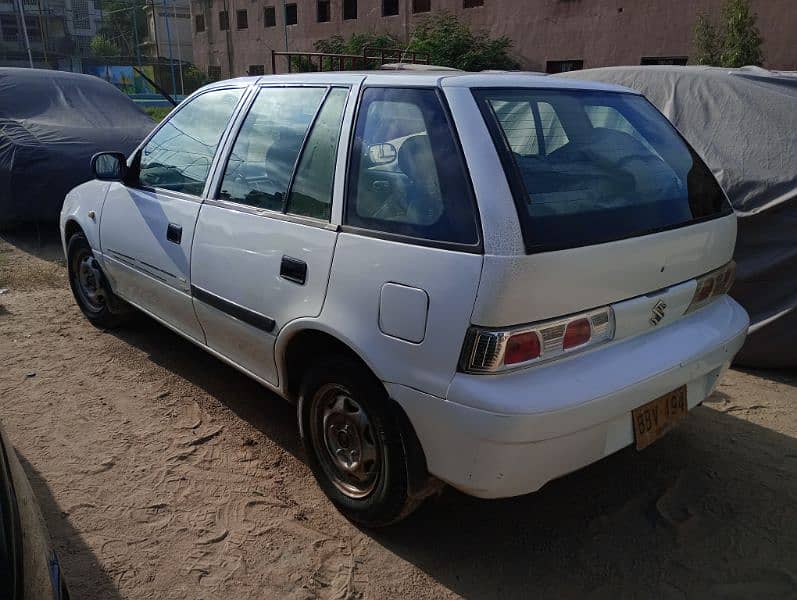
[{"x1": 475, "y1": 89, "x2": 731, "y2": 252}]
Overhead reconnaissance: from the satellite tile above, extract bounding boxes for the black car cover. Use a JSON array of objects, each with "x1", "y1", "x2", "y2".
[
  {"x1": 0, "y1": 67, "x2": 155, "y2": 226},
  {"x1": 558, "y1": 66, "x2": 797, "y2": 369}
]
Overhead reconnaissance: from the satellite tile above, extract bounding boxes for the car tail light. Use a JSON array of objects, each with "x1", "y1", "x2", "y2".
[
  {"x1": 686, "y1": 261, "x2": 736, "y2": 314},
  {"x1": 461, "y1": 307, "x2": 615, "y2": 374},
  {"x1": 563, "y1": 318, "x2": 591, "y2": 349},
  {"x1": 504, "y1": 331, "x2": 541, "y2": 365}
]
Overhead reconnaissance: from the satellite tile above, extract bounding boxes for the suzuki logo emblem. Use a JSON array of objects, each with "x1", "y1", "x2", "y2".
[{"x1": 649, "y1": 300, "x2": 667, "y2": 326}]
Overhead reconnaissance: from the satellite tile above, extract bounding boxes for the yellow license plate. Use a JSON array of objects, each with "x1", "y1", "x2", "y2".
[{"x1": 632, "y1": 386, "x2": 688, "y2": 450}]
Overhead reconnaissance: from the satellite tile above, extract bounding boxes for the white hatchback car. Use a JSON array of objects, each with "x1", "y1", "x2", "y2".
[{"x1": 61, "y1": 72, "x2": 749, "y2": 526}]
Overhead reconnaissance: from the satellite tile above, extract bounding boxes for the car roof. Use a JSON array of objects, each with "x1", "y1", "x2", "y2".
[{"x1": 202, "y1": 70, "x2": 638, "y2": 95}]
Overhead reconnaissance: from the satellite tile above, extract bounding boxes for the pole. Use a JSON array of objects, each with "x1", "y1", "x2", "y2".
[
  {"x1": 36, "y1": 0, "x2": 48, "y2": 63},
  {"x1": 281, "y1": 0, "x2": 287, "y2": 50},
  {"x1": 162, "y1": 0, "x2": 176, "y2": 95},
  {"x1": 171, "y1": 0, "x2": 183, "y2": 94},
  {"x1": 14, "y1": 0, "x2": 34, "y2": 68},
  {"x1": 131, "y1": 0, "x2": 142, "y2": 67}
]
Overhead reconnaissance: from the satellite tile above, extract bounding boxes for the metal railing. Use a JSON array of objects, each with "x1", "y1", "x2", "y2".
[{"x1": 270, "y1": 47, "x2": 430, "y2": 75}]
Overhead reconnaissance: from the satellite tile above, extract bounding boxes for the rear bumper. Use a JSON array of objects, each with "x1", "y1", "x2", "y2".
[{"x1": 388, "y1": 296, "x2": 749, "y2": 499}]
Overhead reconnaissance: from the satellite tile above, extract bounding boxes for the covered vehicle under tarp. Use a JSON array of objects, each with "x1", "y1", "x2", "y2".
[
  {"x1": 557, "y1": 66, "x2": 797, "y2": 369},
  {"x1": 0, "y1": 67, "x2": 155, "y2": 227}
]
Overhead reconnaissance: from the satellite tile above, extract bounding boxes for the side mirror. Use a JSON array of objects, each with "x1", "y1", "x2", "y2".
[
  {"x1": 367, "y1": 143, "x2": 397, "y2": 166},
  {"x1": 91, "y1": 152, "x2": 127, "y2": 181}
]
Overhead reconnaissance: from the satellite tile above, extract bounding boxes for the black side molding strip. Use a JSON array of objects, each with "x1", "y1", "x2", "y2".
[{"x1": 191, "y1": 285, "x2": 276, "y2": 333}]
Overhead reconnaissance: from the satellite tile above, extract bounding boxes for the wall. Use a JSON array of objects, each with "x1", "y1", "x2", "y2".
[{"x1": 190, "y1": 0, "x2": 797, "y2": 79}]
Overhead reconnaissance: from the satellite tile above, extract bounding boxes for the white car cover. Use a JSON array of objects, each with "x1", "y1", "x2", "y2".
[{"x1": 558, "y1": 66, "x2": 797, "y2": 368}]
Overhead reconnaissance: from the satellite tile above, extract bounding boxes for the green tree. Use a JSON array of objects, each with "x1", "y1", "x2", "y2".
[
  {"x1": 693, "y1": 0, "x2": 763, "y2": 67},
  {"x1": 407, "y1": 12, "x2": 519, "y2": 71},
  {"x1": 694, "y1": 12, "x2": 721, "y2": 65},
  {"x1": 97, "y1": 0, "x2": 148, "y2": 60},
  {"x1": 720, "y1": 0, "x2": 763, "y2": 67},
  {"x1": 90, "y1": 33, "x2": 120, "y2": 58},
  {"x1": 181, "y1": 64, "x2": 210, "y2": 92}
]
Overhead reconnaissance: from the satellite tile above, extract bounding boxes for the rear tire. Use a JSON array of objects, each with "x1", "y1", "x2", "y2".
[
  {"x1": 299, "y1": 357, "x2": 426, "y2": 527},
  {"x1": 67, "y1": 232, "x2": 131, "y2": 329}
]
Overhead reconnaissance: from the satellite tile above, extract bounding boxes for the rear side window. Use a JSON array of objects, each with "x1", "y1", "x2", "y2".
[
  {"x1": 476, "y1": 89, "x2": 730, "y2": 252},
  {"x1": 345, "y1": 87, "x2": 479, "y2": 247},
  {"x1": 287, "y1": 88, "x2": 348, "y2": 220},
  {"x1": 138, "y1": 88, "x2": 243, "y2": 195}
]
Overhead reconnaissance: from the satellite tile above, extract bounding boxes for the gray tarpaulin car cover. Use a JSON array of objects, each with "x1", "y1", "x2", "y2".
[
  {"x1": 558, "y1": 66, "x2": 797, "y2": 368},
  {"x1": 0, "y1": 67, "x2": 154, "y2": 227}
]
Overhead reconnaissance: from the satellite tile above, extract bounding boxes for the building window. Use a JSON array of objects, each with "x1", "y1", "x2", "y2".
[
  {"x1": 195, "y1": 14, "x2": 205, "y2": 32},
  {"x1": 264, "y1": 5, "x2": 276, "y2": 26},
  {"x1": 317, "y1": 0, "x2": 330, "y2": 22},
  {"x1": 463, "y1": 0, "x2": 483, "y2": 7},
  {"x1": 25, "y1": 16, "x2": 40, "y2": 40},
  {"x1": 208, "y1": 65, "x2": 222, "y2": 80},
  {"x1": 73, "y1": 0, "x2": 90, "y2": 29},
  {"x1": 343, "y1": 0, "x2": 357, "y2": 19},
  {"x1": 640, "y1": 56, "x2": 688, "y2": 65},
  {"x1": 545, "y1": 59, "x2": 584, "y2": 74},
  {"x1": 285, "y1": 3, "x2": 297, "y2": 25},
  {"x1": 218, "y1": 10, "x2": 229, "y2": 30},
  {"x1": 248, "y1": 64, "x2": 265, "y2": 75},
  {"x1": 0, "y1": 14, "x2": 19, "y2": 41},
  {"x1": 382, "y1": 0, "x2": 398, "y2": 16},
  {"x1": 236, "y1": 9, "x2": 248, "y2": 29},
  {"x1": 413, "y1": 0, "x2": 430, "y2": 12}
]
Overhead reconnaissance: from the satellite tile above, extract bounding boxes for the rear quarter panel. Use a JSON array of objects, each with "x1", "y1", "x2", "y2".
[{"x1": 317, "y1": 233, "x2": 483, "y2": 398}]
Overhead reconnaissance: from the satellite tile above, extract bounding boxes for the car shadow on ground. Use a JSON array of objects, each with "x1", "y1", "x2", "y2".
[
  {"x1": 16, "y1": 453, "x2": 123, "y2": 599},
  {"x1": 0, "y1": 224, "x2": 64, "y2": 265},
  {"x1": 111, "y1": 314, "x2": 797, "y2": 599},
  {"x1": 113, "y1": 312, "x2": 304, "y2": 458},
  {"x1": 372, "y1": 407, "x2": 797, "y2": 598}
]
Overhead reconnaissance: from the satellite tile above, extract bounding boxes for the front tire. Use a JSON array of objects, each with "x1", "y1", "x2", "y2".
[
  {"x1": 67, "y1": 232, "x2": 131, "y2": 328},
  {"x1": 299, "y1": 357, "x2": 425, "y2": 527}
]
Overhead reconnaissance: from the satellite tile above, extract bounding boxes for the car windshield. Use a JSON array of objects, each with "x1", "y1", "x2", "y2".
[{"x1": 476, "y1": 89, "x2": 731, "y2": 252}]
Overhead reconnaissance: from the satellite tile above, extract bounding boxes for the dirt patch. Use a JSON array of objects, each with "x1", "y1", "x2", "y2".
[{"x1": 0, "y1": 233, "x2": 795, "y2": 599}]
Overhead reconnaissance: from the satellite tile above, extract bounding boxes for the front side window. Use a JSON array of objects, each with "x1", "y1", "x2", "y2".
[
  {"x1": 138, "y1": 88, "x2": 243, "y2": 195},
  {"x1": 218, "y1": 87, "x2": 327, "y2": 211},
  {"x1": 477, "y1": 89, "x2": 730, "y2": 252},
  {"x1": 346, "y1": 87, "x2": 479, "y2": 246}
]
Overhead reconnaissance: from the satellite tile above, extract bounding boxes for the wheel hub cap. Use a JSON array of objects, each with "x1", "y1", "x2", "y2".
[
  {"x1": 76, "y1": 255, "x2": 106, "y2": 309},
  {"x1": 313, "y1": 386, "x2": 379, "y2": 498}
]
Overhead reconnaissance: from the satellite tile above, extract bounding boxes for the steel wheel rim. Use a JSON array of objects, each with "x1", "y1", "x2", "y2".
[
  {"x1": 310, "y1": 383, "x2": 380, "y2": 499},
  {"x1": 72, "y1": 250, "x2": 106, "y2": 312}
]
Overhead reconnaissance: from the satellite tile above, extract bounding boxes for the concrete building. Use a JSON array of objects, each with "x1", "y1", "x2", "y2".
[
  {"x1": 141, "y1": 0, "x2": 194, "y2": 63},
  {"x1": 190, "y1": 0, "x2": 797, "y2": 80},
  {"x1": 0, "y1": 0, "x2": 102, "y2": 69}
]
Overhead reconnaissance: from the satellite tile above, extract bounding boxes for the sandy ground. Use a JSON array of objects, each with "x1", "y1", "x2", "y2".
[{"x1": 0, "y1": 231, "x2": 795, "y2": 600}]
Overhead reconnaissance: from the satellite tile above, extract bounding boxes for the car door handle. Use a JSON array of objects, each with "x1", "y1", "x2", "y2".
[
  {"x1": 280, "y1": 256, "x2": 307, "y2": 285},
  {"x1": 166, "y1": 223, "x2": 182, "y2": 244}
]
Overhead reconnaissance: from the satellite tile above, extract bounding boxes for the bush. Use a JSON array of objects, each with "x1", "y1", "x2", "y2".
[
  {"x1": 90, "y1": 34, "x2": 120, "y2": 59},
  {"x1": 309, "y1": 13, "x2": 519, "y2": 72},
  {"x1": 408, "y1": 12, "x2": 519, "y2": 71},
  {"x1": 143, "y1": 106, "x2": 172, "y2": 122},
  {"x1": 694, "y1": 0, "x2": 763, "y2": 67}
]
